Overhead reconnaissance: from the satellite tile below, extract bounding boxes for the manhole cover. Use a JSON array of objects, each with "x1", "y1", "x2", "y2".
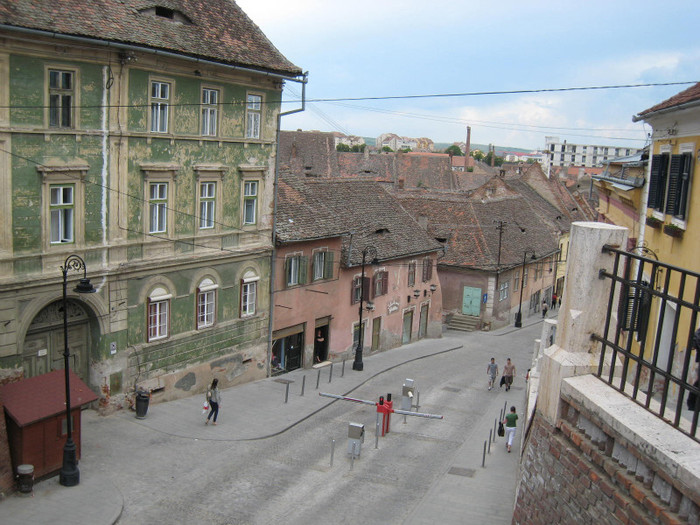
[{"x1": 448, "y1": 467, "x2": 475, "y2": 477}]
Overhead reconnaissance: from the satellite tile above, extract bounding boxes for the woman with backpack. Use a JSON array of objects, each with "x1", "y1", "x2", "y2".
[{"x1": 205, "y1": 378, "x2": 221, "y2": 425}]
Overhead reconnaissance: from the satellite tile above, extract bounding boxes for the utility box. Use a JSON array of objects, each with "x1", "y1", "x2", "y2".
[
  {"x1": 401, "y1": 378, "x2": 415, "y2": 411},
  {"x1": 347, "y1": 422, "x2": 365, "y2": 458}
]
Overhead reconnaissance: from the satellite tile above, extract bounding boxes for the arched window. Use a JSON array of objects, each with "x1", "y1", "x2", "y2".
[
  {"x1": 148, "y1": 286, "x2": 171, "y2": 341},
  {"x1": 241, "y1": 270, "x2": 259, "y2": 317},
  {"x1": 197, "y1": 278, "x2": 218, "y2": 329}
]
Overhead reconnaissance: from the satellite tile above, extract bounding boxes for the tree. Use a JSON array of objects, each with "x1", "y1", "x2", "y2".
[
  {"x1": 472, "y1": 150, "x2": 485, "y2": 161},
  {"x1": 445, "y1": 145, "x2": 463, "y2": 156},
  {"x1": 382, "y1": 146, "x2": 393, "y2": 153},
  {"x1": 484, "y1": 152, "x2": 504, "y2": 167},
  {"x1": 351, "y1": 144, "x2": 366, "y2": 152},
  {"x1": 399, "y1": 147, "x2": 412, "y2": 153},
  {"x1": 336, "y1": 143, "x2": 351, "y2": 152}
]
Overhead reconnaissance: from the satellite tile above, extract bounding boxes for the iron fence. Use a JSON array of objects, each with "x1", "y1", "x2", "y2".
[{"x1": 592, "y1": 244, "x2": 700, "y2": 442}]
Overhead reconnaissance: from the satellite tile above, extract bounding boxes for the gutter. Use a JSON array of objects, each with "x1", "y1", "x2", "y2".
[
  {"x1": 0, "y1": 24, "x2": 305, "y2": 83},
  {"x1": 267, "y1": 73, "x2": 308, "y2": 376},
  {"x1": 632, "y1": 98, "x2": 700, "y2": 122}
]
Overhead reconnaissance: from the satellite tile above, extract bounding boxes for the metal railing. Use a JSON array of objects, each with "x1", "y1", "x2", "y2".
[{"x1": 593, "y1": 245, "x2": 699, "y2": 442}]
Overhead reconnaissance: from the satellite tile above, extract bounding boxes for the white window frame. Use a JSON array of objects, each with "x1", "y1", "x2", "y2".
[
  {"x1": 199, "y1": 181, "x2": 216, "y2": 229},
  {"x1": 201, "y1": 87, "x2": 219, "y2": 136},
  {"x1": 150, "y1": 80, "x2": 171, "y2": 133},
  {"x1": 197, "y1": 278, "x2": 218, "y2": 329},
  {"x1": 286, "y1": 255, "x2": 301, "y2": 287},
  {"x1": 499, "y1": 281, "x2": 509, "y2": 301},
  {"x1": 245, "y1": 93, "x2": 262, "y2": 139},
  {"x1": 149, "y1": 182, "x2": 168, "y2": 233},
  {"x1": 243, "y1": 180, "x2": 258, "y2": 225},
  {"x1": 147, "y1": 287, "x2": 171, "y2": 342},
  {"x1": 49, "y1": 184, "x2": 74, "y2": 244},
  {"x1": 313, "y1": 251, "x2": 327, "y2": 281},
  {"x1": 38, "y1": 164, "x2": 87, "y2": 250},
  {"x1": 241, "y1": 277, "x2": 258, "y2": 317}
]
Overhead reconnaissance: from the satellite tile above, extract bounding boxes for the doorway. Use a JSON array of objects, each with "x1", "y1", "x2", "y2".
[
  {"x1": 313, "y1": 324, "x2": 329, "y2": 364},
  {"x1": 23, "y1": 300, "x2": 91, "y2": 382},
  {"x1": 462, "y1": 286, "x2": 481, "y2": 316},
  {"x1": 402, "y1": 310, "x2": 413, "y2": 344},
  {"x1": 371, "y1": 317, "x2": 381, "y2": 351},
  {"x1": 418, "y1": 303, "x2": 429, "y2": 339},
  {"x1": 272, "y1": 325, "x2": 304, "y2": 373}
]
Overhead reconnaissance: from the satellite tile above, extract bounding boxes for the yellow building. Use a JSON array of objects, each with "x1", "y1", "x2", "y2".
[{"x1": 632, "y1": 83, "x2": 700, "y2": 375}]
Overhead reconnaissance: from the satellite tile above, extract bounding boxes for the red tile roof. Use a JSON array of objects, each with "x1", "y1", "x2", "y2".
[
  {"x1": 0, "y1": 370, "x2": 98, "y2": 427},
  {"x1": 635, "y1": 82, "x2": 700, "y2": 119},
  {"x1": 0, "y1": 0, "x2": 301, "y2": 76}
]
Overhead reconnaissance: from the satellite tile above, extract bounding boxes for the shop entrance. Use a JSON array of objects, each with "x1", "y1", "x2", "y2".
[{"x1": 272, "y1": 324, "x2": 304, "y2": 374}]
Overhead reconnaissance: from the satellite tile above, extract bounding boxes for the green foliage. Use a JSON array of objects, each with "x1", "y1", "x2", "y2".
[
  {"x1": 382, "y1": 146, "x2": 393, "y2": 152},
  {"x1": 445, "y1": 145, "x2": 463, "y2": 156},
  {"x1": 399, "y1": 147, "x2": 412, "y2": 153},
  {"x1": 351, "y1": 144, "x2": 366, "y2": 152},
  {"x1": 472, "y1": 150, "x2": 485, "y2": 161},
  {"x1": 336, "y1": 143, "x2": 351, "y2": 152},
  {"x1": 484, "y1": 152, "x2": 504, "y2": 167}
]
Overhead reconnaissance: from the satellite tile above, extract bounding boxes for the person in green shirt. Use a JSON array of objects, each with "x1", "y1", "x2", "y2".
[{"x1": 503, "y1": 406, "x2": 518, "y2": 453}]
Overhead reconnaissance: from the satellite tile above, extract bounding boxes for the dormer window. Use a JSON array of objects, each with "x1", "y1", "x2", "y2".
[
  {"x1": 155, "y1": 6, "x2": 174, "y2": 18},
  {"x1": 138, "y1": 6, "x2": 192, "y2": 24}
]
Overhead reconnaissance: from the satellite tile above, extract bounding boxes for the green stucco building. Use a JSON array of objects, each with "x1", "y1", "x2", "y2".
[{"x1": 0, "y1": 0, "x2": 304, "y2": 403}]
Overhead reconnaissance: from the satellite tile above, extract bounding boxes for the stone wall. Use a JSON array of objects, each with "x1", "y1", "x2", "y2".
[{"x1": 514, "y1": 377, "x2": 700, "y2": 525}]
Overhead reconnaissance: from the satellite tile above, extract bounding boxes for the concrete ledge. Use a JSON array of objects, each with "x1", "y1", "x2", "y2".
[{"x1": 562, "y1": 374, "x2": 700, "y2": 504}]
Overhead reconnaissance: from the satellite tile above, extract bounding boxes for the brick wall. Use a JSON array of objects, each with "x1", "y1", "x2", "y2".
[
  {"x1": 514, "y1": 402, "x2": 700, "y2": 525},
  {"x1": 0, "y1": 369, "x2": 23, "y2": 494}
]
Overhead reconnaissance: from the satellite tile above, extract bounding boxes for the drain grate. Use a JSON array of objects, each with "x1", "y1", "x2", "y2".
[{"x1": 448, "y1": 467, "x2": 476, "y2": 478}]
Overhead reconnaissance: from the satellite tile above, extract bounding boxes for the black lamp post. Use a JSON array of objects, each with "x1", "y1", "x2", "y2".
[
  {"x1": 60, "y1": 254, "x2": 96, "y2": 487},
  {"x1": 514, "y1": 250, "x2": 536, "y2": 328},
  {"x1": 353, "y1": 246, "x2": 377, "y2": 371}
]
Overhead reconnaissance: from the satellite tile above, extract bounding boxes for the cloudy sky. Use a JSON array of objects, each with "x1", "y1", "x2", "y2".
[{"x1": 236, "y1": 0, "x2": 700, "y2": 151}]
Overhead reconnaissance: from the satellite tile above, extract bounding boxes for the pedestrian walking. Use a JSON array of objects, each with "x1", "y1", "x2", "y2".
[
  {"x1": 486, "y1": 358, "x2": 499, "y2": 390},
  {"x1": 205, "y1": 378, "x2": 221, "y2": 425},
  {"x1": 542, "y1": 299, "x2": 549, "y2": 318},
  {"x1": 551, "y1": 293, "x2": 558, "y2": 310},
  {"x1": 503, "y1": 358, "x2": 516, "y2": 391},
  {"x1": 503, "y1": 406, "x2": 518, "y2": 453}
]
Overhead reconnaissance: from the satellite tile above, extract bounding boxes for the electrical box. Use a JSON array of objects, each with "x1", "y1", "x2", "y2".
[
  {"x1": 401, "y1": 378, "x2": 415, "y2": 411},
  {"x1": 348, "y1": 422, "x2": 365, "y2": 457}
]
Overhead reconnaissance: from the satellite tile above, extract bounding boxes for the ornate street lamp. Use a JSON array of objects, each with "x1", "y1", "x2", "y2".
[
  {"x1": 514, "y1": 250, "x2": 536, "y2": 328},
  {"x1": 353, "y1": 245, "x2": 377, "y2": 371},
  {"x1": 60, "y1": 254, "x2": 96, "y2": 487}
]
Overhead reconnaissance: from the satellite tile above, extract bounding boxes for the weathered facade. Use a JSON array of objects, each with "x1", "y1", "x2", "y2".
[{"x1": 0, "y1": 1, "x2": 304, "y2": 403}]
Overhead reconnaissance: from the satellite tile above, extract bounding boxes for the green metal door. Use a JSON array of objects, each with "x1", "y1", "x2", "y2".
[{"x1": 462, "y1": 286, "x2": 481, "y2": 316}]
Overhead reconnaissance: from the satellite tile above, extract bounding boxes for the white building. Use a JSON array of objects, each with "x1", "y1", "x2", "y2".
[{"x1": 544, "y1": 136, "x2": 642, "y2": 174}]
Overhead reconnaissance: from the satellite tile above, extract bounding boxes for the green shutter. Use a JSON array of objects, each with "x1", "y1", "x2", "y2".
[
  {"x1": 299, "y1": 256, "x2": 308, "y2": 285},
  {"x1": 324, "y1": 251, "x2": 334, "y2": 279}
]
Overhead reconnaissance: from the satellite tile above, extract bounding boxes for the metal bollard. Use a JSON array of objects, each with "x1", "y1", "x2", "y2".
[
  {"x1": 493, "y1": 419, "x2": 497, "y2": 442},
  {"x1": 342, "y1": 359, "x2": 345, "y2": 377},
  {"x1": 415, "y1": 391, "x2": 420, "y2": 410},
  {"x1": 316, "y1": 369, "x2": 321, "y2": 389},
  {"x1": 375, "y1": 412, "x2": 380, "y2": 449},
  {"x1": 482, "y1": 440, "x2": 487, "y2": 467},
  {"x1": 300, "y1": 375, "x2": 306, "y2": 397},
  {"x1": 285, "y1": 382, "x2": 290, "y2": 404},
  {"x1": 329, "y1": 363, "x2": 333, "y2": 383},
  {"x1": 503, "y1": 401, "x2": 507, "y2": 415},
  {"x1": 351, "y1": 452, "x2": 355, "y2": 471},
  {"x1": 488, "y1": 430, "x2": 492, "y2": 453},
  {"x1": 330, "y1": 439, "x2": 335, "y2": 467}
]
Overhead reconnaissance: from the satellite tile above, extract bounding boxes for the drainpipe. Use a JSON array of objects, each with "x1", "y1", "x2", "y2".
[{"x1": 267, "y1": 72, "x2": 308, "y2": 376}]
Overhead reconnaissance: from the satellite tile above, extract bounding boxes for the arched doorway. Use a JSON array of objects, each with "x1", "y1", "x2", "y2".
[{"x1": 22, "y1": 300, "x2": 92, "y2": 383}]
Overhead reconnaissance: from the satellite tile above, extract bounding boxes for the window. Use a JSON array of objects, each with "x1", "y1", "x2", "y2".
[
  {"x1": 243, "y1": 180, "x2": 258, "y2": 225},
  {"x1": 50, "y1": 184, "x2": 74, "y2": 244},
  {"x1": 373, "y1": 270, "x2": 388, "y2": 297},
  {"x1": 49, "y1": 70, "x2": 74, "y2": 128},
  {"x1": 422, "y1": 257, "x2": 433, "y2": 282},
  {"x1": 285, "y1": 255, "x2": 307, "y2": 287},
  {"x1": 150, "y1": 81, "x2": 170, "y2": 133},
  {"x1": 523, "y1": 268, "x2": 529, "y2": 288},
  {"x1": 499, "y1": 281, "x2": 509, "y2": 301},
  {"x1": 199, "y1": 182, "x2": 216, "y2": 229},
  {"x1": 147, "y1": 287, "x2": 171, "y2": 341},
  {"x1": 352, "y1": 276, "x2": 370, "y2": 304},
  {"x1": 407, "y1": 261, "x2": 416, "y2": 287},
  {"x1": 241, "y1": 281, "x2": 256, "y2": 317},
  {"x1": 245, "y1": 94, "x2": 262, "y2": 139},
  {"x1": 149, "y1": 182, "x2": 168, "y2": 233},
  {"x1": 648, "y1": 152, "x2": 693, "y2": 220},
  {"x1": 513, "y1": 272, "x2": 520, "y2": 292},
  {"x1": 197, "y1": 278, "x2": 217, "y2": 329},
  {"x1": 313, "y1": 250, "x2": 333, "y2": 281},
  {"x1": 201, "y1": 88, "x2": 218, "y2": 136}
]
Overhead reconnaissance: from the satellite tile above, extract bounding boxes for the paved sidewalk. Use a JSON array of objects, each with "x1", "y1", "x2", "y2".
[{"x1": 0, "y1": 318, "x2": 539, "y2": 524}]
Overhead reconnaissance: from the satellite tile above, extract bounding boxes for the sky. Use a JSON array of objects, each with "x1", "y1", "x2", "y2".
[{"x1": 235, "y1": 0, "x2": 700, "y2": 151}]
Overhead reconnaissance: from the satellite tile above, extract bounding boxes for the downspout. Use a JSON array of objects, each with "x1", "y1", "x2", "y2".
[{"x1": 267, "y1": 72, "x2": 308, "y2": 377}]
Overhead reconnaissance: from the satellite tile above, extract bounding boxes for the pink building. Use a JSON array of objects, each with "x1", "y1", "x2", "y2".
[{"x1": 273, "y1": 177, "x2": 443, "y2": 372}]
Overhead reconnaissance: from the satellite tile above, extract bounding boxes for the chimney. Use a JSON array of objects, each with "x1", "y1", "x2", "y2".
[
  {"x1": 490, "y1": 144, "x2": 495, "y2": 167},
  {"x1": 465, "y1": 126, "x2": 471, "y2": 159}
]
